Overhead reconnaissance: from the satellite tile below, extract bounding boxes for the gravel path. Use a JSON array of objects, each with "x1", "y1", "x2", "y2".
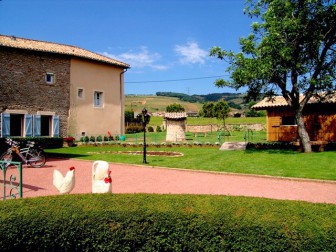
[{"x1": 5, "y1": 158, "x2": 336, "y2": 204}]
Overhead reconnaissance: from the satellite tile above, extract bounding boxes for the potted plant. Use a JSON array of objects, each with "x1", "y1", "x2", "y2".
[{"x1": 63, "y1": 136, "x2": 76, "y2": 147}]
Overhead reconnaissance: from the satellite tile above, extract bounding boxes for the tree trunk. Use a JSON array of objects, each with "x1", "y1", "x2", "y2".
[{"x1": 295, "y1": 110, "x2": 312, "y2": 153}]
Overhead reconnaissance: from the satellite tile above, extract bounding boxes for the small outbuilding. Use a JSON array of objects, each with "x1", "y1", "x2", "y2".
[
  {"x1": 252, "y1": 93, "x2": 336, "y2": 142},
  {"x1": 164, "y1": 112, "x2": 187, "y2": 142}
]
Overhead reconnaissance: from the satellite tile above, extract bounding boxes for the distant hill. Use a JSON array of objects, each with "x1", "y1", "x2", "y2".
[
  {"x1": 125, "y1": 95, "x2": 203, "y2": 114},
  {"x1": 156, "y1": 92, "x2": 248, "y2": 110},
  {"x1": 125, "y1": 92, "x2": 249, "y2": 114}
]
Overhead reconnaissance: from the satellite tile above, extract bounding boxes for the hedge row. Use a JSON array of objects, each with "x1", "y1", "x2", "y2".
[
  {"x1": 0, "y1": 194, "x2": 335, "y2": 251},
  {"x1": 246, "y1": 141, "x2": 336, "y2": 151},
  {"x1": 0, "y1": 137, "x2": 63, "y2": 154}
]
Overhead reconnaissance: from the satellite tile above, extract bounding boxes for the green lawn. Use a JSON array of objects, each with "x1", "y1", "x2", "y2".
[
  {"x1": 186, "y1": 116, "x2": 266, "y2": 125},
  {"x1": 148, "y1": 116, "x2": 266, "y2": 128},
  {"x1": 46, "y1": 145, "x2": 336, "y2": 181},
  {"x1": 124, "y1": 131, "x2": 267, "y2": 144}
]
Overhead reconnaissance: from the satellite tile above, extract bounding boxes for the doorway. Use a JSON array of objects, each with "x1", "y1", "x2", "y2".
[
  {"x1": 10, "y1": 114, "x2": 24, "y2": 136},
  {"x1": 41, "y1": 115, "x2": 52, "y2": 136}
]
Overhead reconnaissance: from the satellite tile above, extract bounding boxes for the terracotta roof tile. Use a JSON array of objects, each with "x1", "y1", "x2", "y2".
[
  {"x1": 0, "y1": 34, "x2": 130, "y2": 68},
  {"x1": 164, "y1": 112, "x2": 187, "y2": 119},
  {"x1": 252, "y1": 92, "x2": 336, "y2": 109}
]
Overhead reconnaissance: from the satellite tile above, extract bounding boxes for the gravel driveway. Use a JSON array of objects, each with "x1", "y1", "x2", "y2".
[{"x1": 4, "y1": 158, "x2": 336, "y2": 204}]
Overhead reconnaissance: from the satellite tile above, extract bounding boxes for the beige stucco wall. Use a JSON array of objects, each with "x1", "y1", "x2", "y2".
[
  {"x1": 166, "y1": 119, "x2": 186, "y2": 142},
  {"x1": 69, "y1": 58, "x2": 125, "y2": 138}
]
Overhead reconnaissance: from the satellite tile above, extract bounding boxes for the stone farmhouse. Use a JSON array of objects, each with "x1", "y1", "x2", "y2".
[
  {"x1": 252, "y1": 93, "x2": 336, "y2": 143},
  {"x1": 0, "y1": 34, "x2": 129, "y2": 139}
]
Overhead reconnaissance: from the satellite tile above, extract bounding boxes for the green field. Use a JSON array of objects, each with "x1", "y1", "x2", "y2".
[
  {"x1": 125, "y1": 94, "x2": 250, "y2": 115},
  {"x1": 125, "y1": 95, "x2": 202, "y2": 113},
  {"x1": 125, "y1": 94, "x2": 266, "y2": 130}
]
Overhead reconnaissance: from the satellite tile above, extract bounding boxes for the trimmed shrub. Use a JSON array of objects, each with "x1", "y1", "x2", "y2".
[
  {"x1": 80, "y1": 136, "x2": 89, "y2": 143},
  {"x1": 125, "y1": 110, "x2": 135, "y2": 124},
  {"x1": 0, "y1": 194, "x2": 334, "y2": 251},
  {"x1": 126, "y1": 125, "x2": 143, "y2": 134},
  {"x1": 246, "y1": 142, "x2": 297, "y2": 150},
  {"x1": 147, "y1": 126, "x2": 154, "y2": 132},
  {"x1": 156, "y1": 126, "x2": 162, "y2": 132}
]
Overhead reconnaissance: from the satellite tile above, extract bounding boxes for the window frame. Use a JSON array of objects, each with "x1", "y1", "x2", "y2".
[
  {"x1": 281, "y1": 116, "x2": 297, "y2": 126},
  {"x1": 45, "y1": 72, "x2": 55, "y2": 84},
  {"x1": 77, "y1": 88, "x2": 84, "y2": 99},
  {"x1": 94, "y1": 91, "x2": 104, "y2": 108},
  {"x1": 40, "y1": 115, "x2": 52, "y2": 137}
]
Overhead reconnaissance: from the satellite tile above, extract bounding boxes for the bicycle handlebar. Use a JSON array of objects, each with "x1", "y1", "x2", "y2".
[
  {"x1": 5, "y1": 138, "x2": 18, "y2": 147},
  {"x1": 27, "y1": 141, "x2": 35, "y2": 147},
  {"x1": 5, "y1": 138, "x2": 35, "y2": 148}
]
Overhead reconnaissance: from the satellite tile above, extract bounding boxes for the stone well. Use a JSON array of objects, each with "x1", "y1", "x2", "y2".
[{"x1": 164, "y1": 112, "x2": 187, "y2": 142}]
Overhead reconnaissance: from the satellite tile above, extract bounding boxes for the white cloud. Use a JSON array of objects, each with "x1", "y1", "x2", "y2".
[
  {"x1": 101, "y1": 47, "x2": 168, "y2": 70},
  {"x1": 175, "y1": 41, "x2": 208, "y2": 64}
]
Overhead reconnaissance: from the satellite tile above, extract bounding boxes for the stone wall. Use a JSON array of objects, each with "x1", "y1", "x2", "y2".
[
  {"x1": 0, "y1": 47, "x2": 71, "y2": 136},
  {"x1": 186, "y1": 124, "x2": 265, "y2": 132}
]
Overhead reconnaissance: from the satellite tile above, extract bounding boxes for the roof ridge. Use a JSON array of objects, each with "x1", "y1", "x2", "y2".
[
  {"x1": 2, "y1": 34, "x2": 81, "y2": 49},
  {"x1": 252, "y1": 92, "x2": 336, "y2": 109},
  {"x1": 0, "y1": 34, "x2": 130, "y2": 68}
]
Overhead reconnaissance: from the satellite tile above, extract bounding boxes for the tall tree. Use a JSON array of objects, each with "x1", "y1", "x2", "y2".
[
  {"x1": 213, "y1": 100, "x2": 231, "y2": 129},
  {"x1": 199, "y1": 102, "x2": 215, "y2": 117},
  {"x1": 166, "y1": 103, "x2": 185, "y2": 112},
  {"x1": 210, "y1": 0, "x2": 336, "y2": 152}
]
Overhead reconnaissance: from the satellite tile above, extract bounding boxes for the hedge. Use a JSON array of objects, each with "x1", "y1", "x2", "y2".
[
  {"x1": 0, "y1": 137, "x2": 63, "y2": 154},
  {"x1": 0, "y1": 194, "x2": 335, "y2": 251},
  {"x1": 247, "y1": 141, "x2": 336, "y2": 151}
]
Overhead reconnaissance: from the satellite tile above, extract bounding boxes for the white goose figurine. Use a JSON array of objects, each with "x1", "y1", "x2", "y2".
[{"x1": 92, "y1": 160, "x2": 112, "y2": 193}]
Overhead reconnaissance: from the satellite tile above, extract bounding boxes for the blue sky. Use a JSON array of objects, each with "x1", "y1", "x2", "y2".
[{"x1": 1, "y1": 0, "x2": 254, "y2": 95}]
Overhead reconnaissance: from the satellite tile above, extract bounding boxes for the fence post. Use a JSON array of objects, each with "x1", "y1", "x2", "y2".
[
  {"x1": 218, "y1": 131, "x2": 223, "y2": 144},
  {"x1": 1, "y1": 161, "x2": 23, "y2": 200}
]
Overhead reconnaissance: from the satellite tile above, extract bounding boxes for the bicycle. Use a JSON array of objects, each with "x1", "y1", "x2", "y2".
[{"x1": 0, "y1": 138, "x2": 46, "y2": 168}]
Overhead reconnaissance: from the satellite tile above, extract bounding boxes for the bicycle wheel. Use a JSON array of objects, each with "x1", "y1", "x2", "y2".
[
  {"x1": 27, "y1": 149, "x2": 46, "y2": 168},
  {"x1": 0, "y1": 150, "x2": 13, "y2": 168}
]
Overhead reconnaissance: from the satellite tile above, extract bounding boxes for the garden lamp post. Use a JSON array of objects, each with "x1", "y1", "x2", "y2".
[{"x1": 137, "y1": 108, "x2": 150, "y2": 164}]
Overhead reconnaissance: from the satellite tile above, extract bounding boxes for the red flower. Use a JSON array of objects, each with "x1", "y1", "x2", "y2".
[
  {"x1": 69, "y1": 166, "x2": 75, "y2": 171},
  {"x1": 64, "y1": 137, "x2": 75, "y2": 142}
]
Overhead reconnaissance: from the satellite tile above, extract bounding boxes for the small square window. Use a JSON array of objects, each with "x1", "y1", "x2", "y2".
[
  {"x1": 46, "y1": 73, "x2": 55, "y2": 84},
  {"x1": 94, "y1": 91, "x2": 103, "y2": 107},
  {"x1": 282, "y1": 116, "x2": 296, "y2": 125},
  {"x1": 78, "y1": 88, "x2": 84, "y2": 99}
]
